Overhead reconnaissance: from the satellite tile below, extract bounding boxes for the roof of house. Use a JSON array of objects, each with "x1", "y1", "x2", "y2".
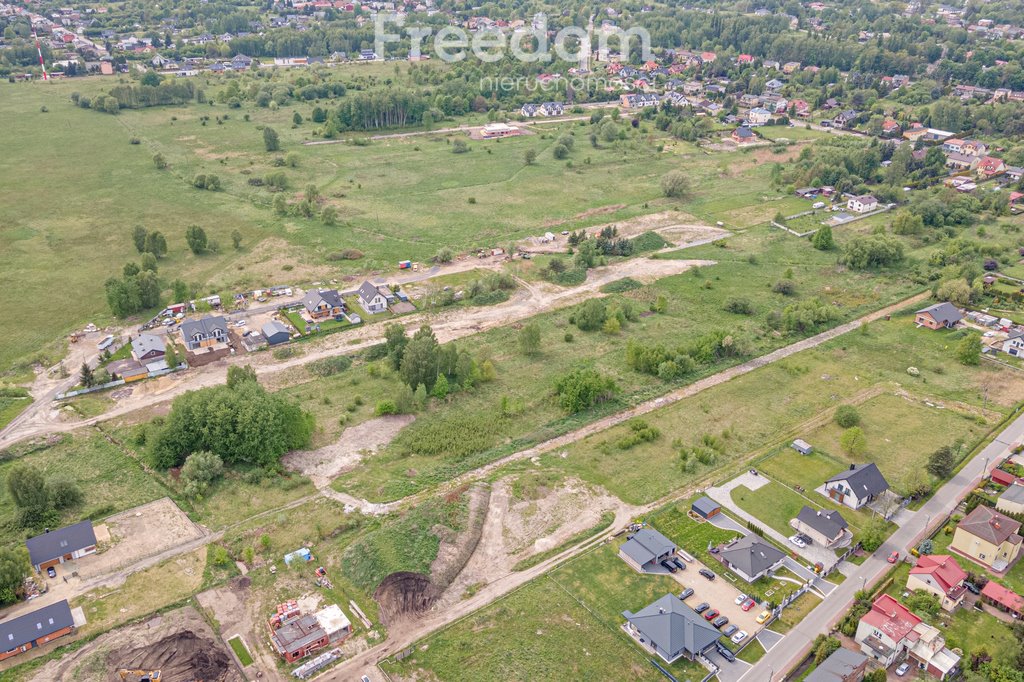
[
  {"x1": 692, "y1": 496, "x2": 720, "y2": 516},
  {"x1": 270, "y1": 614, "x2": 325, "y2": 654},
  {"x1": 107, "y1": 358, "x2": 146, "y2": 377},
  {"x1": 358, "y1": 281, "x2": 384, "y2": 303},
  {"x1": 916, "y1": 302, "x2": 962, "y2": 325},
  {"x1": 719, "y1": 534, "x2": 785, "y2": 576},
  {"x1": 850, "y1": 194, "x2": 877, "y2": 203},
  {"x1": 620, "y1": 528, "x2": 676, "y2": 567},
  {"x1": 999, "y1": 483, "x2": 1024, "y2": 506},
  {"x1": 262, "y1": 321, "x2": 291, "y2": 338},
  {"x1": 733, "y1": 126, "x2": 755, "y2": 139},
  {"x1": 180, "y1": 315, "x2": 228, "y2": 340},
  {"x1": 825, "y1": 463, "x2": 890, "y2": 498},
  {"x1": 805, "y1": 647, "x2": 868, "y2": 682},
  {"x1": 795, "y1": 506, "x2": 848, "y2": 538},
  {"x1": 302, "y1": 289, "x2": 343, "y2": 313},
  {"x1": 0, "y1": 600, "x2": 74, "y2": 651},
  {"x1": 622, "y1": 593, "x2": 721, "y2": 659},
  {"x1": 957, "y1": 505, "x2": 1022, "y2": 545},
  {"x1": 25, "y1": 521, "x2": 96, "y2": 567},
  {"x1": 981, "y1": 580, "x2": 1024, "y2": 612},
  {"x1": 979, "y1": 155, "x2": 1005, "y2": 172},
  {"x1": 861, "y1": 594, "x2": 921, "y2": 643},
  {"x1": 131, "y1": 333, "x2": 164, "y2": 358},
  {"x1": 910, "y1": 555, "x2": 967, "y2": 593}
]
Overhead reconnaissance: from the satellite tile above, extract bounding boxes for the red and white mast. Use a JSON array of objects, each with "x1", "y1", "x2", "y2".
[{"x1": 32, "y1": 28, "x2": 49, "y2": 80}]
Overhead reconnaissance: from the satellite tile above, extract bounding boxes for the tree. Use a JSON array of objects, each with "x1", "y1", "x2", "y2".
[
  {"x1": 5, "y1": 465, "x2": 49, "y2": 517},
  {"x1": 273, "y1": 193, "x2": 288, "y2": 215},
  {"x1": 140, "y1": 71, "x2": 161, "y2": 87},
  {"x1": 435, "y1": 247, "x2": 453, "y2": 263},
  {"x1": 574, "y1": 299, "x2": 608, "y2": 331},
  {"x1": 135, "y1": 270, "x2": 160, "y2": 309},
  {"x1": 926, "y1": 445, "x2": 956, "y2": 479},
  {"x1": 263, "y1": 126, "x2": 280, "y2": 152},
  {"x1": 321, "y1": 206, "x2": 338, "y2": 226},
  {"x1": 864, "y1": 669, "x2": 888, "y2": 682},
  {"x1": 431, "y1": 373, "x2": 450, "y2": 399},
  {"x1": 400, "y1": 326, "x2": 440, "y2": 391},
  {"x1": 144, "y1": 230, "x2": 167, "y2": 257},
  {"x1": 171, "y1": 279, "x2": 190, "y2": 303},
  {"x1": 226, "y1": 364, "x2": 258, "y2": 389},
  {"x1": 892, "y1": 211, "x2": 924, "y2": 235},
  {"x1": 554, "y1": 368, "x2": 617, "y2": 414},
  {"x1": 180, "y1": 450, "x2": 224, "y2": 499},
  {"x1": 835, "y1": 405, "x2": 860, "y2": 428},
  {"x1": 231, "y1": 229, "x2": 243, "y2": 250},
  {"x1": 312, "y1": 106, "x2": 327, "y2": 123},
  {"x1": 452, "y1": 138, "x2": 469, "y2": 154},
  {"x1": 660, "y1": 170, "x2": 690, "y2": 198},
  {"x1": 292, "y1": 111, "x2": 303, "y2": 125},
  {"x1": 840, "y1": 426, "x2": 866, "y2": 456},
  {"x1": 123, "y1": 262, "x2": 141, "y2": 278},
  {"x1": 79, "y1": 362, "x2": 95, "y2": 388},
  {"x1": 956, "y1": 332, "x2": 981, "y2": 366},
  {"x1": 524, "y1": 148, "x2": 538, "y2": 165},
  {"x1": 384, "y1": 323, "x2": 408, "y2": 370},
  {"x1": 185, "y1": 225, "x2": 208, "y2": 254},
  {"x1": 0, "y1": 548, "x2": 29, "y2": 605},
  {"x1": 811, "y1": 224, "x2": 835, "y2": 250},
  {"x1": 45, "y1": 476, "x2": 82, "y2": 509},
  {"x1": 164, "y1": 342, "x2": 180, "y2": 369},
  {"x1": 519, "y1": 322, "x2": 541, "y2": 356},
  {"x1": 132, "y1": 226, "x2": 148, "y2": 252},
  {"x1": 140, "y1": 252, "x2": 158, "y2": 273},
  {"x1": 840, "y1": 235, "x2": 905, "y2": 269},
  {"x1": 860, "y1": 516, "x2": 888, "y2": 552},
  {"x1": 553, "y1": 143, "x2": 569, "y2": 160}
]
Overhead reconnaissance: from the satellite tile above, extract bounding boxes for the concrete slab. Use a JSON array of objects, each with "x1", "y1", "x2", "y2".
[{"x1": 756, "y1": 628, "x2": 784, "y2": 651}]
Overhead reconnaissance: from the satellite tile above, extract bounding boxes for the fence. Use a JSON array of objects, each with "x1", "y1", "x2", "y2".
[{"x1": 54, "y1": 363, "x2": 186, "y2": 400}]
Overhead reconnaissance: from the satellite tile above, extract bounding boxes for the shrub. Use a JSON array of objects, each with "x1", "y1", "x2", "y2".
[
  {"x1": 375, "y1": 400, "x2": 397, "y2": 416},
  {"x1": 834, "y1": 405, "x2": 860, "y2": 428},
  {"x1": 308, "y1": 356, "x2": 353, "y2": 377},
  {"x1": 553, "y1": 368, "x2": 617, "y2": 413},
  {"x1": 724, "y1": 297, "x2": 755, "y2": 315}
]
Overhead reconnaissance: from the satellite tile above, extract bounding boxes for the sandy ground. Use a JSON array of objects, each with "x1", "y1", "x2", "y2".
[
  {"x1": 25, "y1": 605, "x2": 241, "y2": 682},
  {"x1": 282, "y1": 415, "x2": 416, "y2": 487},
  {"x1": 77, "y1": 497, "x2": 205, "y2": 579},
  {"x1": 520, "y1": 210, "x2": 728, "y2": 253}
]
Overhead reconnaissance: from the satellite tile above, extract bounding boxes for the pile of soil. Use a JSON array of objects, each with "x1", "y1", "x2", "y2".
[{"x1": 109, "y1": 631, "x2": 231, "y2": 682}]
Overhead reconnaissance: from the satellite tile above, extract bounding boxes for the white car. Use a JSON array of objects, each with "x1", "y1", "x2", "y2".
[
  {"x1": 731, "y1": 630, "x2": 747, "y2": 644},
  {"x1": 234, "y1": 320, "x2": 247, "y2": 327},
  {"x1": 789, "y1": 535, "x2": 807, "y2": 548},
  {"x1": 895, "y1": 662, "x2": 910, "y2": 676},
  {"x1": 734, "y1": 593, "x2": 747, "y2": 605}
]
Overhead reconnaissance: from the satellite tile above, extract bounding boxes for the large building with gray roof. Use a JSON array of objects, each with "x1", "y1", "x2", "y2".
[{"x1": 622, "y1": 593, "x2": 721, "y2": 664}]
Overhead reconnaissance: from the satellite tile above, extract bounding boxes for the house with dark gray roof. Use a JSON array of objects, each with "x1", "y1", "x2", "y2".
[
  {"x1": 262, "y1": 321, "x2": 291, "y2": 346},
  {"x1": 130, "y1": 333, "x2": 165, "y2": 362},
  {"x1": 357, "y1": 281, "x2": 389, "y2": 314},
  {"x1": 792, "y1": 506, "x2": 850, "y2": 548},
  {"x1": 825, "y1": 463, "x2": 890, "y2": 510},
  {"x1": 179, "y1": 316, "x2": 228, "y2": 350},
  {"x1": 301, "y1": 289, "x2": 345, "y2": 320},
  {"x1": 805, "y1": 647, "x2": 868, "y2": 682},
  {"x1": 618, "y1": 528, "x2": 677, "y2": 573},
  {"x1": 622, "y1": 593, "x2": 721, "y2": 664},
  {"x1": 691, "y1": 496, "x2": 720, "y2": 519},
  {"x1": 26, "y1": 521, "x2": 97, "y2": 571},
  {"x1": 719, "y1": 534, "x2": 785, "y2": 582},
  {"x1": 997, "y1": 483, "x2": 1024, "y2": 516},
  {"x1": 915, "y1": 302, "x2": 962, "y2": 330},
  {"x1": 0, "y1": 600, "x2": 75, "y2": 662}
]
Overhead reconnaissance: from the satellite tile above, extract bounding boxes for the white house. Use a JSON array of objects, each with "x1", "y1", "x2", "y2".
[
  {"x1": 357, "y1": 281, "x2": 389, "y2": 314},
  {"x1": 747, "y1": 107, "x2": 772, "y2": 126},
  {"x1": 846, "y1": 195, "x2": 878, "y2": 213},
  {"x1": 824, "y1": 463, "x2": 890, "y2": 510},
  {"x1": 1003, "y1": 330, "x2": 1024, "y2": 356}
]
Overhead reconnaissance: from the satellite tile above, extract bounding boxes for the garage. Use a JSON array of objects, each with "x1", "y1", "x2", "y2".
[{"x1": 692, "y1": 496, "x2": 721, "y2": 519}]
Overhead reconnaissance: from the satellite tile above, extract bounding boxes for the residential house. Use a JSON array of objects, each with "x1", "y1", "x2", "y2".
[
  {"x1": 881, "y1": 118, "x2": 901, "y2": 136},
  {"x1": 737, "y1": 54, "x2": 754, "y2": 64},
  {"x1": 732, "y1": 126, "x2": 757, "y2": 144},
  {"x1": 945, "y1": 152, "x2": 979, "y2": 171},
  {"x1": 302, "y1": 289, "x2": 345, "y2": 320},
  {"x1": 915, "y1": 302, "x2": 963, "y2": 330},
  {"x1": 682, "y1": 80, "x2": 703, "y2": 95},
  {"x1": 907, "y1": 555, "x2": 968, "y2": 611},
  {"x1": 539, "y1": 101, "x2": 564, "y2": 116},
  {"x1": 739, "y1": 94, "x2": 762, "y2": 109},
  {"x1": 106, "y1": 358, "x2": 148, "y2": 382},
  {"x1": 855, "y1": 595, "x2": 960, "y2": 679},
  {"x1": 180, "y1": 316, "x2": 228, "y2": 350},
  {"x1": 792, "y1": 506, "x2": 850, "y2": 548},
  {"x1": 520, "y1": 103, "x2": 540, "y2": 117},
  {"x1": 620, "y1": 93, "x2": 660, "y2": 108},
  {"x1": 130, "y1": 333, "x2": 165, "y2": 362},
  {"x1": 832, "y1": 110, "x2": 860, "y2": 128},
  {"x1": 622, "y1": 594, "x2": 722, "y2": 664},
  {"x1": 270, "y1": 614, "x2": 328, "y2": 662},
  {"x1": 981, "y1": 580, "x2": 1023, "y2": 619},
  {"x1": 791, "y1": 99, "x2": 811, "y2": 117},
  {"x1": 719, "y1": 535, "x2": 785, "y2": 583},
  {"x1": 824, "y1": 463, "x2": 890, "y2": 510},
  {"x1": 846, "y1": 195, "x2": 878, "y2": 213},
  {"x1": 977, "y1": 156, "x2": 1006, "y2": 179},
  {"x1": 1002, "y1": 330, "x2": 1024, "y2": 356},
  {"x1": 262, "y1": 321, "x2": 291, "y2": 346},
  {"x1": 782, "y1": 61, "x2": 801, "y2": 74},
  {"x1": 806, "y1": 648, "x2": 869, "y2": 682},
  {"x1": 961, "y1": 140, "x2": 988, "y2": 157},
  {"x1": 997, "y1": 483, "x2": 1024, "y2": 516},
  {"x1": 950, "y1": 505, "x2": 1022, "y2": 571},
  {"x1": 942, "y1": 138, "x2": 966, "y2": 154},
  {"x1": 25, "y1": 521, "x2": 97, "y2": 572},
  {"x1": 618, "y1": 528, "x2": 678, "y2": 573},
  {"x1": 747, "y1": 107, "x2": 772, "y2": 126},
  {"x1": 357, "y1": 281, "x2": 389, "y2": 314},
  {"x1": 1006, "y1": 166, "x2": 1023, "y2": 182},
  {"x1": 0, "y1": 600, "x2": 75, "y2": 662},
  {"x1": 765, "y1": 78, "x2": 784, "y2": 94},
  {"x1": 763, "y1": 59, "x2": 781, "y2": 70}
]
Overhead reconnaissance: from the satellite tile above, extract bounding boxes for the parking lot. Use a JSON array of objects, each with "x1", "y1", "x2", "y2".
[{"x1": 668, "y1": 555, "x2": 765, "y2": 635}]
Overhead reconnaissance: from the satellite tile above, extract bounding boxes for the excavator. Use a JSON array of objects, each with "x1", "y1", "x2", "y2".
[{"x1": 117, "y1": 670, "x2": 162, "y2": 682}]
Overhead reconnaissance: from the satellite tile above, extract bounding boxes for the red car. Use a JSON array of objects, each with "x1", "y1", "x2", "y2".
[
  {"x1": 741, "y1": 598, "x2": 756, "y2": 612},
  {"x1": 703, "y1": 609, "x2": 719, "y2": 621},
  {"x1": 887, "y1": 551, "x2": 899, "y2": 564}
]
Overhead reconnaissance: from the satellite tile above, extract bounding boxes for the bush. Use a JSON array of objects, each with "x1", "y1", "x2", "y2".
[
  {"x1": 308, "y1": 355, "x2": 353, "y2": 377},
  {"x1": 615, "y1": 420, "x2": 661, "y2": 449},
  {"x1": 554, "y1": 368, "x2": 617, "y2": 413},
  {"x1": 834, "y1": 405, "x2": 860, "y2": 428},
  {"x1": 327, "y1": 249, "x2": 363, "y2": 261},
  {"x1": 724, "y1": 297, "x2": 755, "y2": 315},
  {"x1": 375, "y1": 400, "x2": 397, "y2": 416},
  {"x1": 772, "y1": 279, "x2": 796, "y2": 296}
]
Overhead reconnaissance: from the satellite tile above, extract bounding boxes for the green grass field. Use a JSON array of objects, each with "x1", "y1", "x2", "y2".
[{"x1": 227, "y1": 636, "x2": 254, "y2": 666}]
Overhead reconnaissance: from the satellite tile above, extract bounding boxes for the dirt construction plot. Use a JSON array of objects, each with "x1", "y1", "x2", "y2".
[
  {"x1": 78, "y1": 497, "x2": 206, "y2": 579},
  {"x1": 25, "y1": 605, "x2": 242, "y2": 682}
]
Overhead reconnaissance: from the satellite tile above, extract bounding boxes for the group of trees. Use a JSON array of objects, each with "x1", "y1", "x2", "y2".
[
  {"x1": 840, "y1": 234, "x2": 906, "y2": 269},
  {"x1": 553, "y1": 367, "x2": 618, "y2": 414},
  {"x1": 105, "y1": 260, "x2": 162, "y2": 318},
  {"x1": 5, "y1": 464, "x2": 83, "y2": 528},
  {"x1": 148, "y1": 366, "x2": 314, "y2": 469}
]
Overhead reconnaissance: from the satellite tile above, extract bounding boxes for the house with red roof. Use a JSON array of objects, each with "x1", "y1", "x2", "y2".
[
  {"x1": 976, "y1": 156, "x2": 1006, "y2": 179},
  {"x1": 881, "y1": 118, "x2": 901, "y2": 136},
  {"x1": 700, "y1": 51, "x2": 716, "y2": 63},
  {"x1": 907, "y1": 555, "x2": 968, "y2": 611},
  {"x1": 855, "y1": 595, "x2": 961, "y2": 678},
  {"x1": 981, "y1": 580, "x2": 1023, "y2": 619},
  {"x1": 737, "y1": 54, "x2": 754, "y2": 64}
]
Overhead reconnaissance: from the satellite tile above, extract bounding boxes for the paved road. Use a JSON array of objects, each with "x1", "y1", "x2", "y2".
[{"x1": 741, "y1": 406, "x2": 1024, "y2": 681}]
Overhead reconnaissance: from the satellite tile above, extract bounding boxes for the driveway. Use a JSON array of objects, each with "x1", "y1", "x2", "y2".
[
  {"x1": 707, "y1": 649, "x2": 751, "y2": 682},
  {"x1": 708, "y1": 512, "x2": 748, "y2": 535},
  {"x1": 673, "y1": 564, "x2": 763, "y2": 633},
  {"x1": 782, "y1": 557, "x2": 837, "y2": 597}
]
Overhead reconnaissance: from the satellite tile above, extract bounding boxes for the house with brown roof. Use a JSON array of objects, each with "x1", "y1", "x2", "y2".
[
  {"x1": 949, "y1": 505, "x2": 1022, "y2": 572},
  {"x1": 907, "y1": 555, "x2": 968, "y2": 611}
]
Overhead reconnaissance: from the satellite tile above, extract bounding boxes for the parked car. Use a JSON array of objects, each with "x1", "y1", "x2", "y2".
[
  {"x1": 756, "y1": 610, "x2": 772, "y2": 624},
  {"x1": 703, "y1": 609, "x2": 719, "y2": 621},
  {"x1": 741, "y1": 598, "x2": 756, "y2": 611},
  {"x1": 694, "y1": 602, "x2": 710, "y2": 614},
  {"x1": 895, "y1": 662, "x2": 910, "y2": 676},
  {"x1": 361, "y1": 676, "x2": 372, "y2": 682},
  {"x1": 887, "y1": 551, "x2": 899, "y2": 564},
  {"x1": 712, "y1": 615, "x2": 729, "y2": 629},
  {"x1": 731, "y1": 630, "x2": 748, "y2": 644},
  {"x1": 716, "y1": 643, "x2": 736, "y2": 663},
  {"x1": 734, "y1": 593, "x2": 747, "y2": 605},
  {"x1": 722, "y1": 624, "x2": 739, "y2": 638},
  {"x1": 672, "y1": 557, "x2": 686, "y2": 570},
  {"x1": 798, "y1": 534, "x2": 813, "y2": 546},
  {"x1": 46, "y1": 566, "x2": 56, "y2": 578},
  {"x1": 789, "y1": 535, "x2": 807, "y2": 548},
  {"x1": 679, "y1": 587, "x2": 694, "y2": 600},
  {"x1": 965, "y1": 582, "x2": 981, "y2": 595},
  {"x1": 699, "y1": 568, "x2": 717, "y2": 580},
  {"x1": 660, "y1": 560, "x2": 677, "y2": 573}
]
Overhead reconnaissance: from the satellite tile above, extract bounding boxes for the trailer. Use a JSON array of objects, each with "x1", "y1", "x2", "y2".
[{"x1": 398, "y1": 260, "x2": 412, "y2": 269}]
